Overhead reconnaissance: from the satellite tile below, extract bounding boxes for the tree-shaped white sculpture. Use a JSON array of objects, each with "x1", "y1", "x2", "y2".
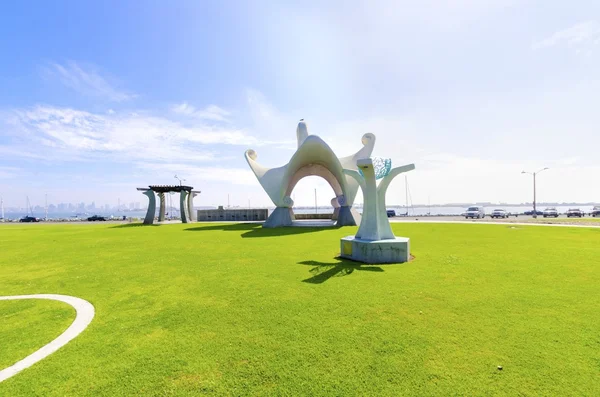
[{"x1": 341, "y1": 157, "x2": 415, "y2": 263}]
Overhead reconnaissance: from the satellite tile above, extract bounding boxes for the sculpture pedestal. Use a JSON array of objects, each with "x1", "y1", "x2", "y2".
[
  {"x1": 335, "y1": 206, "x2": 360, "y2": 226},
  {"x1": 340, "y1": 236, "x2": 410, "y2": 264},
  {"x1": 263, "y1": 207, "x2": 295, "y2": 228}
]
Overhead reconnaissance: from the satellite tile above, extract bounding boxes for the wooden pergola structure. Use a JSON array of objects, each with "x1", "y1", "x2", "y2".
[{"x1": 137, "y1": 185, "x2": 201, "y2": 225}]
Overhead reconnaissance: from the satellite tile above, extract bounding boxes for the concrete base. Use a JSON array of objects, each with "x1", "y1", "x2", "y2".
[
  {"x1": 292, "y1": 220, "x2": 336, "y2": 227},
  {"x1": 263, "y1": 207, "x2": 295, "y2": 228},
  {"x1": 340, "y1": 236, "x2": 410, "y2": 264},
  {"x1": 332, "y1": 207, "x2": 340, "y2": 220},
  {"x1": 336, "y1": 206, "x2": 359, "y2": 226}
]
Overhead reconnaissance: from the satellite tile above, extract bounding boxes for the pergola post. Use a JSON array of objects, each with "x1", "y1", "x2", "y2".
[
  {"x1": 179, "y1": 190, "x2": 189, "y2": 223},
  {"x1": 158, "y1": 192, "x2": 166, "y2": 222},
  {"x1": 188, "y1": 191, "x2": 199, "y2": 222},
  {"x1": 140, "y1": 189, "x2": 156, "y2": 225}
]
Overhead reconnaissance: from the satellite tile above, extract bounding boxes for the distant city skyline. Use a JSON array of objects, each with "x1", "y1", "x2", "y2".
[
  {"x1": 2, "y1": 200, "x2": 143, "y2": 213},
  {"x1": 2, "y1": 198, "x2": 598, "y2": 214},
  {"x1": 1, "y1": 2, "x2": 600, "y2": 207}
]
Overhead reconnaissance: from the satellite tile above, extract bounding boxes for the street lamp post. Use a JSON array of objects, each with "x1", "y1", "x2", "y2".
[
  {"x1": 522, "y1": 168, "x2": 549, "y2": 218},
  {"x1": 174, "y1": 175, "x2": 186, "y2": 186}
]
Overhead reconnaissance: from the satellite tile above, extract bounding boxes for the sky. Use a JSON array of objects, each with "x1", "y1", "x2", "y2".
[{"x1": 1, "y1": 0, "x2": 600, "y2": 209}]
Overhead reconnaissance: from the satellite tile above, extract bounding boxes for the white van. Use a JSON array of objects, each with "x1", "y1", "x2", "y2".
[{"x1": 465, "y1": 206, "x2": 485, "y2": 219}]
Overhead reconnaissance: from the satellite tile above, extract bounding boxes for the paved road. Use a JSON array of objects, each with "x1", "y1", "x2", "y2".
[{"x1": 390, "y1": 215, "x2": 600, "y2": 228}]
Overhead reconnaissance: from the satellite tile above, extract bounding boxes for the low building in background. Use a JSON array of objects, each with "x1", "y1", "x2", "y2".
[{"x1": 197, "y1": 206, "x2": 268, "y2": 222}]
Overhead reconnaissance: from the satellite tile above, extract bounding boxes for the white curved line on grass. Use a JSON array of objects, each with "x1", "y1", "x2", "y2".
[{"x1": 0, "y1": 294, "x2": 94, "y2": 383}]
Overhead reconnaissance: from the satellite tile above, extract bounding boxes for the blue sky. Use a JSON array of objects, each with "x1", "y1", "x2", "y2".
[{"x1": 1, "y1": 0, "x2": 600, "y2": 208}]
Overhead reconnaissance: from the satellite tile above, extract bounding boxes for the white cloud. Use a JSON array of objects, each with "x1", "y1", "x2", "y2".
[
  {"x1": 139, "y1": 163, "x2": 257, "y2": 186},
  {"x1": 241, "y1": 103, "x2": 600, "y2": 206},
  {"x1": 244, "y1": 89, "x2": 300, "y2": 149},
  {"x1": 246, "y1": 89, "x2": 279, "y2": 122},
  {"x1": 533, "y1": 20, "x2": 600, "y2": 51},
  {"x1": 0, "y1": 99, "x2": 299, "y2": 209},
  {"x1": 44, "y1": 61, "x2": 136, "y2": 102},
  {"x1": 0, "y1": 166, "x2": 20, "y2": 179},
  {"x1": 171, "y1": 102, "x2": 231, "y2": 122},
  {"x1": 6, "y1": 105, "x2": 260, "y2": 164},
  {"x1": 3, "y1": 79, "x2": 600, "y2": 207}
]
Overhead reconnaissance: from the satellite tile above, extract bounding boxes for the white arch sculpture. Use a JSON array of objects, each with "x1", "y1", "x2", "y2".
[{"x1": 245, "y1": 120, "x2": 376, "y2": 227}]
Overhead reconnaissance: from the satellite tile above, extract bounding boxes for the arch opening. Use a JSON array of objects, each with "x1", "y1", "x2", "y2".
[{"x1": 288, "y1": 171, "x2": 340, "y2": 220}]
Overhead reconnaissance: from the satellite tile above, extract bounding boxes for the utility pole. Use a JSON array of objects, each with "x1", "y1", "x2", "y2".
[
  {"x1": 522, "y1": 168, "x2": 549, "y2": 218},
  {"x1": 228, "y1": 194, "x2": 230, "y2": 208},
  {"x1": 45, "y1": 194, "x2": 48, "y2": 221},
  {"x1": 1, "y1": 195, "x2": 4, "y2": 221},
  {"x1": 534, "y1": 174, "x2": 537, "y2": 216},
  {"x1": 314, "y1": 188, "x2": 317, "y2": 215},
  {"x1": 428, "y1": 195, "x2": 431, "y2": 216}
]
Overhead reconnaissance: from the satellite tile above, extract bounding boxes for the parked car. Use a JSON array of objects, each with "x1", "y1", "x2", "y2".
[
  {"x1": 386, "y1": 209, "x2": 396, "y2": 218},
  {"x1": 543, "y1": 207, "x2": 559, "y2": 218},
  {"x1": 465, "y1": 206, "x2": 485, "y2": 219},
  {"x1": 87, "y1": 215, "x2": 107, "y2": 221},
  {"x1": 591, "y1": 206, "x2": 600, "y2": 217},
  {"x1": 19, "y1": 216, "x2": 39, "y2": 222},
  {"x1": 566, "y1": 208, "x2": 584, "y2": 218},
  {"x1": 524, "y1": 210, "x2": 543, "y2": 216},
  {"x1": 491, "y1": 209, "x2": 508, "y2": 219}
]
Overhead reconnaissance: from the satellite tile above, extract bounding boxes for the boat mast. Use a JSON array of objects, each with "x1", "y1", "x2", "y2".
[
  {"x1": 26, "y1": 196, "x2": 32, "y2": 216},
  {"x1": 428, "y1": 195, "x2": 431, "y2": 215},
  {"x1": 405, "y1": 175, "x2": 409, "y2": 216}
]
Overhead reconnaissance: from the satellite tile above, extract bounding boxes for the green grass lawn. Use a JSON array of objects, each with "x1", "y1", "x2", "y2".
[
  {"x1": 1, "y1": 222, "x2": 599, "y2": 396},
  {"x1": 0, "y1": 299, "x2": 74, "y2": 370}
]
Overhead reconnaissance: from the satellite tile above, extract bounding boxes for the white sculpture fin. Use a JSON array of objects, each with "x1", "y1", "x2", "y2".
[
  {"x1": 245, "y1": 149, "x2": 270, "y2": 180},
  {"x1": 377, "y1": 164, "x2": 416, "y2": 197},
  {"x1": 339, "y1": 133, "x2": 376, "y2": 169},
  {"x1": 296, "y1": 120, "x2": 309, "y2": 148},
  {"x1": 244, "y1": 149, "x2": 289, "y2": 206},
  {"x1": 339, "y1": 133, "x2": 376, "y2": 206},
  {"x1": 343, "y1": 169, "x2": 366, "y2": 192}
]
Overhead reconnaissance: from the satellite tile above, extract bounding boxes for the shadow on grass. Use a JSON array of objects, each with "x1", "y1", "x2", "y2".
[
  {"x1": 184, "y1": 223, "x2": 340, "y2": 238},
  {"x1": 109, "y1": 223, "x2": 160, "y2": 228},
  {"x1": 299, "y1": 259, "x2": 384, "y2": 284}
]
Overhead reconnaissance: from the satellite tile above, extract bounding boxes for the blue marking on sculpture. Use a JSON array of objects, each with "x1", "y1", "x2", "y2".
[{"x1": 359, "y1": 157, "x2": 392, "y2": 180}]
